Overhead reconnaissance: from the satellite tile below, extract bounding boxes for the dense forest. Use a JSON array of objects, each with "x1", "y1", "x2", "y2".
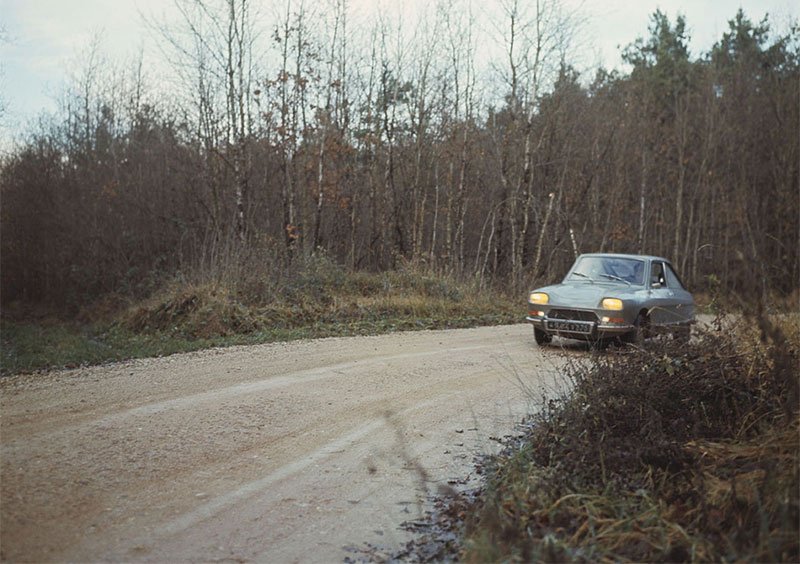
[{"x1": 2, "y1": 0, "x2": 798, "y2": 312}]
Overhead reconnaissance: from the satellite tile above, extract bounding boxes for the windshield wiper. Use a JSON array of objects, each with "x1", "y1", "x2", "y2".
[
  {"x1": 599, "y1": 273, "x2": 631, "y2": 286},
  {"x1": 572, "y1": 272, "x2": 594, "y2": 283}
]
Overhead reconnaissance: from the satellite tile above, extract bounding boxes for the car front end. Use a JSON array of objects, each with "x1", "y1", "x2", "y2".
[{"x1": 526, "y1": 289, "x2": 636, "y2": 341}]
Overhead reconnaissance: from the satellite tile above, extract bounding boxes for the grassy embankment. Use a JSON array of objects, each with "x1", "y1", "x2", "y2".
[
  {"x1": 1, "y1": 260, "x2": 520, "y2": 375},
  {"x1": 458, "y1": 313, "x2": 799, "y2": 562}
]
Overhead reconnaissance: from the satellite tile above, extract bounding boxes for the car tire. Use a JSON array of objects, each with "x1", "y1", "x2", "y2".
[
  {"x1": 534, "y1": 327, "x2": 552, "y2": 346},
  {"x1": 627, "y1": 313, "x2": 648, "y2": 346}
]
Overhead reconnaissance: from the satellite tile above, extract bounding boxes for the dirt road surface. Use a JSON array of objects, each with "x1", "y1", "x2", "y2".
[{"x1": 1, "y1": 324, "x2": 573, "y2": 562}]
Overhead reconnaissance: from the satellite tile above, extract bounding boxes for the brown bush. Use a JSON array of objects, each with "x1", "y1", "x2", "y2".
[
  {"x1": 463, "y1": 315, "x2": 799, "y2": 562},
  {"x1": 124, "y1": 283, "x2": 259, "y2": 338}
]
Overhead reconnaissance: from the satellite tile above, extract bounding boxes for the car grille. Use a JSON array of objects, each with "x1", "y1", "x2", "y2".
[{"x1": 547, "y1": 309, "x2": 598, "y2": 322}]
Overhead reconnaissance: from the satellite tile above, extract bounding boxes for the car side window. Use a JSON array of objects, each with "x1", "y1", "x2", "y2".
[
  {"x1": 665, "y1": 264, "x2": 685, "y2": 290},
  {"x1": 651, "y1": 262, "x2": 665, "y2": 287}
]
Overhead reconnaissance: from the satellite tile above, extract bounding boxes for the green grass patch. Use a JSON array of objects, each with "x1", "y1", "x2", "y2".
[
  {"x1": 1, "y1": 314, "x2": 518, "y2": 376},
  {"x1": 1, "y1": 321, "x2": 209, "y2": 374}
]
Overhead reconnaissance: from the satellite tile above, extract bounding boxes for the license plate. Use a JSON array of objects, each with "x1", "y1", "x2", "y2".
[{"x1": 546, "y1": 320, "x2": 594, "y2": 334}]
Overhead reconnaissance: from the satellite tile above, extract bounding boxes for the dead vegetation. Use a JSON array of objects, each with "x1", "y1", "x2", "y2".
[
  {"x1": 1, "y1": 256, "x2": 520, "y2": 375},
  {"x1": 120, "y1": 257, "x2": 516, "y2": 340},
  {"x1": 457, "y1": 314, "x2": 799, "y2": 562}
]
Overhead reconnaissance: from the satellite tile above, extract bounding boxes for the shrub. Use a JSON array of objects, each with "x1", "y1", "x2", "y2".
[{"x1": 463, "y1": 315, "x2": 799, "y2": 562}]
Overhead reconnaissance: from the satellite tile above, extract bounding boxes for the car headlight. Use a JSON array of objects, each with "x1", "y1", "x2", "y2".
[
  {"x1": 529, "y1": 292, "x2": 549, "y2": 305},
  {"x1": 601, "y1": 297, "x2": 624, "y2": 311}
]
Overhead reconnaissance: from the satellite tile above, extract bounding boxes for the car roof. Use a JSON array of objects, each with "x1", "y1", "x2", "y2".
[{"x1": 577, "y1": 253, "x2": 671, "y2": 263}]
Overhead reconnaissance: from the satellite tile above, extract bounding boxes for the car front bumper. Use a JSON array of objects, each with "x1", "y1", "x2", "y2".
[{"x1": 526, "y1": 315, "x2": 634, "y2": 339}]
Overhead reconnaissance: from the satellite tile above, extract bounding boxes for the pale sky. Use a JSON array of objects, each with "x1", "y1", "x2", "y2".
[{"x1": 1, "y1": 0, "x2": 797, "y2": 149}]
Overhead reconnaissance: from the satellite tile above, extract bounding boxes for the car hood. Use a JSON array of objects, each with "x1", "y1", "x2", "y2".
[{"x1": 532, "y1": 282, "x2": 629, "y2": 309}]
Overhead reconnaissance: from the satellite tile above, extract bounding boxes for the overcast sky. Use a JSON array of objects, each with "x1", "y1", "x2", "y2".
[{"x1": 1, "y1": 0, "x2": 797, "y2": 148}]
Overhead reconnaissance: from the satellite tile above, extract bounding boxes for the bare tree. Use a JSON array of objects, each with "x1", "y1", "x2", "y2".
[
  {"x1": 487, "y1": 0, "x2": 574, "y2": 284},
  {"x1": 151, "y1": 0, "x2": 258, "y2": 242},
  {"x1": 311, "y1": 0, "x2": 346, "y2": 251}
]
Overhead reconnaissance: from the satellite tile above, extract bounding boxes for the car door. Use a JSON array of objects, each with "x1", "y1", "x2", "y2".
[
  {"x1": 647, "y1": 261, "x2": 673, "y2": 328},
  {"x1": 663, "y1": 262, "x2": 694, "y2": 325}
]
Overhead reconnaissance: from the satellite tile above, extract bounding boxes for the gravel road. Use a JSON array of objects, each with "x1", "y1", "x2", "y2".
[{"x1": 1, "y1": 324, "x2": 574, "y2": 562}]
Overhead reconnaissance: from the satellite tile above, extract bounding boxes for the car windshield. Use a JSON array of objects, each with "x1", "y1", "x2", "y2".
[{"x1": 567, "y1": 256, "x2": 645, "y2": 285}]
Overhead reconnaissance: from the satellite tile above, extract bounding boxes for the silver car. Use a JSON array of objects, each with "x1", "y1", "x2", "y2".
[{"x1": 526, "y1": 253, "x2": 695, "y2": 347}]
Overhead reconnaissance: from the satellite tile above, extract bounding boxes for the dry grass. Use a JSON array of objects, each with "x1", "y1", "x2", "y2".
[
  {"x1": 462, "y1": 313, "x2": 799, "y2": 562},
  {"x1": 121, "y1": 257, "x2": 517, "y2": 340},
  {"x1": 2, "y1": 257, "x2": 521, "y2": 374}
]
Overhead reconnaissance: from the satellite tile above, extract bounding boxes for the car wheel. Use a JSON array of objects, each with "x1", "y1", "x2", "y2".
[
  {"x1": 534, "y1": 327, "x2": 552, "y2": 346},
  {"x1": 627, "y1": 313, "x2": 648, "y2": 346}
]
